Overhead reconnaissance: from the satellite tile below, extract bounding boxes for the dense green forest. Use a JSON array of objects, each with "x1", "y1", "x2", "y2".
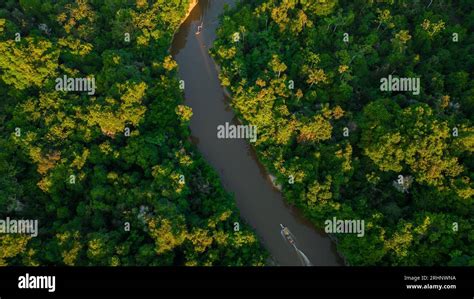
[
  {"x1": 213, "y1": 0, "x2": 474, "y2": 265},
  {"x1": 0, "y1": 0, "x2": 266, "y2": 266}
]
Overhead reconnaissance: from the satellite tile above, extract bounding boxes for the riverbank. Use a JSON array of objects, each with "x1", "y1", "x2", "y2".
[
  {"x1": 168, "y1": 0, "x2": 199, "y2": 53},
  {"x1": 171, "y1": 0, "x2": 342, "y2": 266},
  {"x1": 212, "y1": 44, "x2": 348, "y2": 266},
  {"x1": 208, "y1": 1, "x2": 351, "y2": 266},
  {"x1": 184, "y1": 0, "x2": 199, "y2": 24},
  {"x1": 212, "y1": 62, "x2": 284, "y2": 192}
]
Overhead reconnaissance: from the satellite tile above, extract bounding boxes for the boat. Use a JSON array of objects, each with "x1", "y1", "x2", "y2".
[
  {"x1": 280, "y1": 224, "x2": 296, "y2": 245},
  {"x1": 195, "y1": 22, "x2": 203, "y2": 35}
]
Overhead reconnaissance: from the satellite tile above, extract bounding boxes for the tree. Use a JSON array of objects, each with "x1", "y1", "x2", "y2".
[{"x1": 0, "y1": 38, "x2": 59, "y2": 90}]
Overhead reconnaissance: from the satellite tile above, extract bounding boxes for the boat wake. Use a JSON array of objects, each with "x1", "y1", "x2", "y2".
[{"x1": 280, "y1": 224, "x2": 313, "y2": 266}]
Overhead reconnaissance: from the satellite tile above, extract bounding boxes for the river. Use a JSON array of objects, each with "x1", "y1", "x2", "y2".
[{"x1": 171, "y1": 0, "x2": 342, "y2": 266}]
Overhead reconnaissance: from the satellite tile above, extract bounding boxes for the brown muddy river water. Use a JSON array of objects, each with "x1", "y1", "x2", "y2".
[{"x1": 171, "y1": 0, "x2": 342, "y2": 266}]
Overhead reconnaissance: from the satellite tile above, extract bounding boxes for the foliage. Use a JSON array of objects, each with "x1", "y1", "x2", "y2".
[
  {"x1": 0, "y1": 0, "x2": 266, "y2": 266},
  {"x1": 213, "y1": 0, "x2": 473, "y2": 265}
]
